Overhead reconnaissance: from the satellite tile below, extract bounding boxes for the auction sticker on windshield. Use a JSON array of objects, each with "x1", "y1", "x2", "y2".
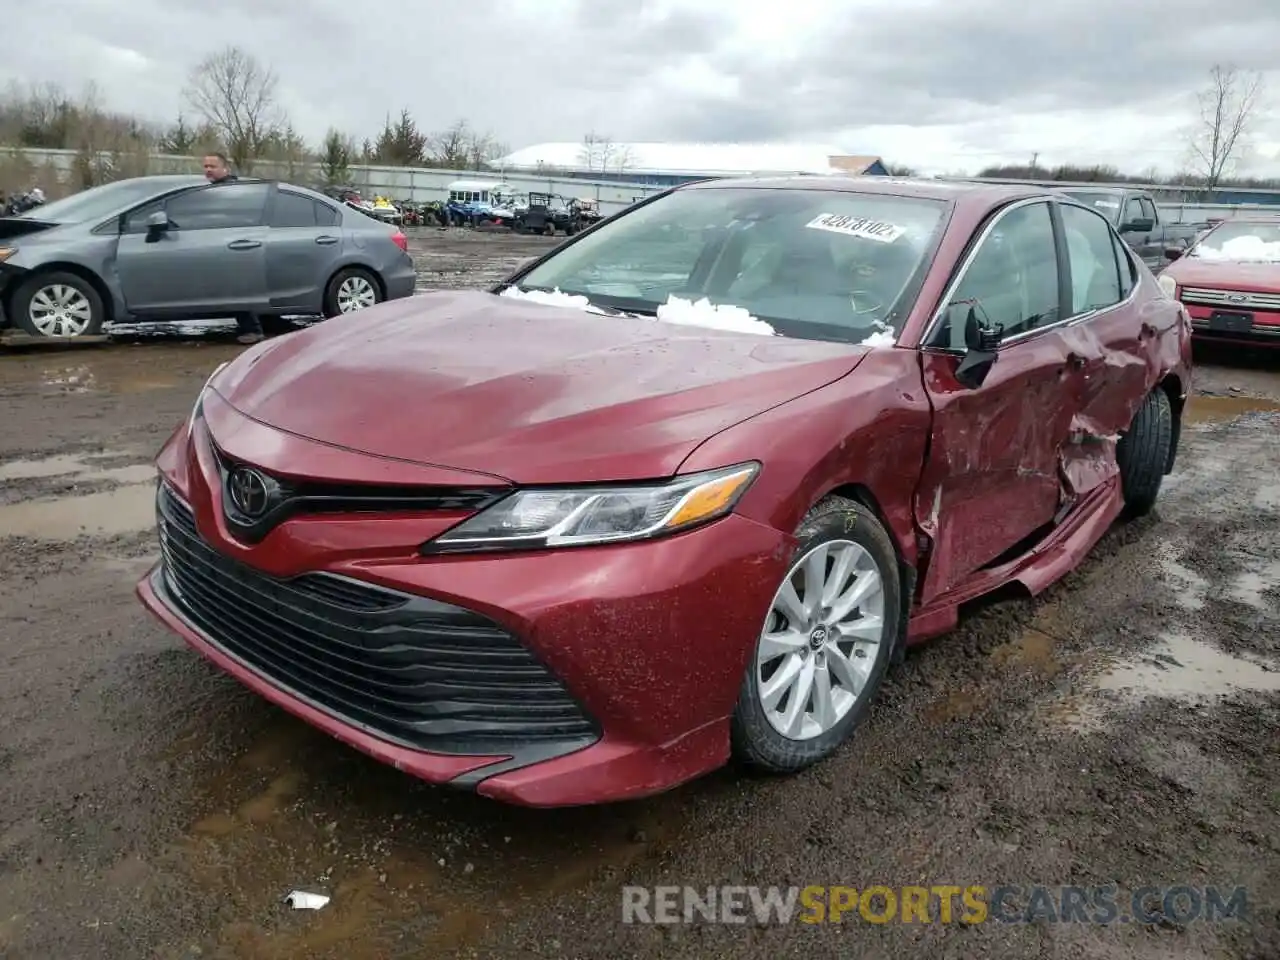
[{"x1": 805, "y1": 214, "x2": 905, "y2": 243}]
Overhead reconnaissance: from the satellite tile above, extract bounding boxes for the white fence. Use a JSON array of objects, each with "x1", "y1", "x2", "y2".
[{"x1": 2, "y1": 146, "x2": 1273, "y2": 221}]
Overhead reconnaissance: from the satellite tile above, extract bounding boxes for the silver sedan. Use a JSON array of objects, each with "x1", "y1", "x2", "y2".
[{"x1": 0, "y1": 175, "x2": 417, "y2": 338}]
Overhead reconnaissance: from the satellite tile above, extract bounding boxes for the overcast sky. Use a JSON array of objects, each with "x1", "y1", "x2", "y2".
[{"x1": 4, "y1": 0, "x2": 1279, "y2": 177}]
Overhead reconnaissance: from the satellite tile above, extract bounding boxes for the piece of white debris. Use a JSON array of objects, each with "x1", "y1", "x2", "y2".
[
  {"x1": 655, "y1": 295, "x2": 775, "y2": 335},
  {"x1": 859, "y1": 330, "x2": 897, "y2": 347},
  {"x1": 284, "y1": 890, "x2": 330, "y2": 910},
  {"x1": 499, "y1": 286, "x2": 592, "y2": 310}
]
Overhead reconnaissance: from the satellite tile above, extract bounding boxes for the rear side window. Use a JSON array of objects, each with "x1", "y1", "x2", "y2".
[
  {"x1": 271, "y1": 191, "x2": 317, "y2": 228},
  {"x1": 1059, "y1": 203, "x2": 1122, "y2": 314},
  {"x1": 314, "y1": 201, "x2": 339, "y2": 227}
]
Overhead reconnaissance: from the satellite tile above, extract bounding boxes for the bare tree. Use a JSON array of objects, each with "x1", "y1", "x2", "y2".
[
  {"x1": 611, "y1": 143, "x2": 636, "y2": 174},
  {"x1": 183, "y1": 45, "x2": 285, "y2": 172},
  {"x1": 1188, "y1": 64, "x2": 1264, "y2": 194},
  {"x1": 426, "y1": 119, "x2": 472, "y2": 168}
]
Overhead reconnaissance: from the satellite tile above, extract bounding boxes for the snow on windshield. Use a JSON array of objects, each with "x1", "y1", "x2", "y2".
[
  {"x1": 654, "y1": 295, "x2": 775, "y2": 335},
  {"x1": 1195, "y1": 233, "x2": 1280, "y2": 262},
  {"x1": 499, "y1": 285, "x2": 903, "y2": 345}
]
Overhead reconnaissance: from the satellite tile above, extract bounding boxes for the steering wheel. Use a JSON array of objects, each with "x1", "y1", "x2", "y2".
[{"x1": 849, "y1": 290, "x2": 884, "y2": 315}]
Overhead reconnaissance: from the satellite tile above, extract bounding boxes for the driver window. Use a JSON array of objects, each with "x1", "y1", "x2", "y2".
[
  {"x1": 934, "y1": 201, "x2": 1060, "y2": 349},
  {"x1": 1123, "y1": 198, "x2": 1144, "y2": 224}
]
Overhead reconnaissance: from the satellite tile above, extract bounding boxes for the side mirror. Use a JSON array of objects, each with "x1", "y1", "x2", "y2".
[
  {"x1": 1121, "y1": 217, "x2": 1155, "y2": 233},
  {"x1": 955, "y1": 306, "x2": 1002, "y2": 389},
  {"x1": 145, "y1": 210, "x2": 170, "y2": 242},
  {"x1": 1164, "y1": 246, "x2": 1184, "y2": 261}
]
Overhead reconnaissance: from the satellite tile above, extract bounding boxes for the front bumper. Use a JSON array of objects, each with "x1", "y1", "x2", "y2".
[
  {"x1": 137, "y1": 439, "x2": 789, "y2": 806},
  {"x1": 1184, "y1": 302, "x2": 1280, "y2": 348}
]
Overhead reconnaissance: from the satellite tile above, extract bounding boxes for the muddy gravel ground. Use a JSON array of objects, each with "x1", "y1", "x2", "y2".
[{"x1": 1, "y1": 229, "x2": 1278, "y2": 960}]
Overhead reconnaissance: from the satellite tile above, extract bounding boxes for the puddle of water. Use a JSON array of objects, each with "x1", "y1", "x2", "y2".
[
  {"x1": 1095, "y1": 632, "x2": 1280, "y2": 700},
  {"x1": 0, "y1": 450, "x2": 149, "y2": 483},
  {"x1": 989, "y1": 627, "x2": 1064, "y2": 677},
  {"x1": 925, "y1": 689, "x2": 981, "y2": 723},
  {"x1": 1256, "y1": 484, "x2": 1280, "y2": 511},
  {"x1": 0, "y1": 484, "x2": 155, "y2": 538},
  {"x1": 1154, "y1": 541, "x2": 1207, "y2": 610},
  {"x1": 1184, "y1": 394, "x2": 1280, "y2": 425},
  {"x1": 1229, "y1": 560, "x2": 1280, "y2": 609}
]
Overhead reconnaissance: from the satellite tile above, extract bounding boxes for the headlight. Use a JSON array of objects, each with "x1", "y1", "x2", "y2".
[
  {"x1": 426, "y1": 462, "x2": 760, "y2": 553},
  {"x1": 1157, "y1": 274, "x2": 1178, "y2": 299}
]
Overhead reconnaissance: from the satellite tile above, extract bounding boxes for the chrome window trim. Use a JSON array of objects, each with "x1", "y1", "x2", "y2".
[{"x1": 920, "y1": 196, "x2": 1140, "y2": 355}]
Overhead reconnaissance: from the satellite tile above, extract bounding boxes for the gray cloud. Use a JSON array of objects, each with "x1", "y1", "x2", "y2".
[{"x1": 1, "y1": 0, "x2": 1277, "y2": 173}]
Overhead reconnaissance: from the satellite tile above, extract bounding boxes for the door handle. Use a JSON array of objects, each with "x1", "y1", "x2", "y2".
[
  {"x1": 315, "y1": 235, "x2": 339, "y2": 245},
  {"x1": 227, "y1": 239, "x2": 261, "y2": 250}
]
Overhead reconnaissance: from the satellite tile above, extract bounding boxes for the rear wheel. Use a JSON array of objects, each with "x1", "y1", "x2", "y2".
[
  {"x1": 731, "y1": 496, "x2": 900, "y2": 774},
  {"x1": 12, "y1": 271, "x2": 105, "y2": 339},
  {"x1": 1117, "y1": 387, "x2": 1173, "y2": 517},
  {"x1": 323, "y1": 268, "x2": 381, "y2": 318}
]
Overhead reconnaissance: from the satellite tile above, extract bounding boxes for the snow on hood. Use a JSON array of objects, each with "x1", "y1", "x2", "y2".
[
  {"x1": 1196, "y1": 236, "x2": 1280, "y2": 262},
  {"x1": 500, "y1": 286, "x2": 776, "y2": 335}
]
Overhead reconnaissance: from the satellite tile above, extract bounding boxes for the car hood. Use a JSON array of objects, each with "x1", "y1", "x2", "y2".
[
  {"x1": 213, "y1": 290, "x2": 871, "y2": 484},
  {"x1": 1166, "y1": 258, "x2": 1280, "y2": 292}
]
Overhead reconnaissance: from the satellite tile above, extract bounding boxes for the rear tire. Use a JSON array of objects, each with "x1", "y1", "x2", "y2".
[
  {"x1": 1117, "y1": 388, "x2": 1173, "y2": 517},
  {"x1": 323, "y1": 268, "x2": 381, "y2": 318},
  {"x1": 731, "y1": 497, "x2": 900, "y2": 775},
  {"x1": 12, "y1": 271, "x2": 105, "y2": 339}
]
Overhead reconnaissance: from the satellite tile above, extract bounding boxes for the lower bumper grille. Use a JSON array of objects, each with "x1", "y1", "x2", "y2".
[{"x1": 155, "y1": 484, "x2": 597, "y2": 754}]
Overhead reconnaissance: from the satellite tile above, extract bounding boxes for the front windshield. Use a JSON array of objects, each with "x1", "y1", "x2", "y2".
[
  {"x1": 1060, "y1": 191, "x2": 1122, "y2": 217},
  {"x1": 1190, "y1": 221, "x2": 1280, "y2": 262},
  {"x1": 513, "y1": 187, "x2": 947, "y2": 343},
  {"x1": 15, "y1": 178, "x2": 175, "y2": 224}
]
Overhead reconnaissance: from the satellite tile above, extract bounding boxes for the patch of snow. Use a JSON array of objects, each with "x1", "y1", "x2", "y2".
[
  {"x1": 655, "y1": 295, "x2": 775, "y2": 335},
  {"x1": 1196, "y1": 236, "x2": 1280, "y2": 261},
  {"x1": 859, "y1": 330, "x2": 897, "y2": 347},
  {"x1": 499, "y1": 286, "x2": 592, "y2": 309}
]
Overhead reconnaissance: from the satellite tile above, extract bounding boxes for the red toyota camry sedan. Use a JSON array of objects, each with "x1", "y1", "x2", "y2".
[{"x1": 137, "y1": 178, "x2": 1193, "y2": 807}]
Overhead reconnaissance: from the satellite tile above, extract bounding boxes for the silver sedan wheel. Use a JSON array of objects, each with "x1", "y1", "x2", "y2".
[
  {"x1": 336, "y1": 275, "x2": 377, "y2": 313},
  {"x1": 28, "y1": 284, "x2": 94, "y2": 337},
  {"x1": 755, "y1": 539, "x2": 887, "y2": 741}
]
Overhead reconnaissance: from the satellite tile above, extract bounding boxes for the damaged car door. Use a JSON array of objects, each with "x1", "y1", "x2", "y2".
[
  {"x1": 914, "y1": 198, "x2": 1088, "y2": 605},
  {"x1": 1052, "y1": 200, "x2": 1150, "y2": 494}
]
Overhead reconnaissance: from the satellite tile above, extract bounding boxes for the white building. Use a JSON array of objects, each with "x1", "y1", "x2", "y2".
[{"x1": 495, "y1": 142, "x2": 889, "y2": 186}]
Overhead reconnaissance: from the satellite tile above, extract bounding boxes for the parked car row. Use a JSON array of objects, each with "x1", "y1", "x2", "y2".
[
  {"x1": 0, "y1": 175, "x2": 417, "y2": 339},
  {"x1": 135, "y1": 174, "x2": 1195, "y2": 807}
]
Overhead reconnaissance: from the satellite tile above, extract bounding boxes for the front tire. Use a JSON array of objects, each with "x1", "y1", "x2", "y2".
[
  {"x1": 1117, "y1": 387, "x2": 1173, "y2": 517},
  {"x1": 12, "y1": 271, "x2": 105, "y2": 338},
  {"x1": 731, "y1": 496, "x2": 900, "y2": 774},
  {"x1": 323, "y1": 268, "x2": 381, "y2": 318}
]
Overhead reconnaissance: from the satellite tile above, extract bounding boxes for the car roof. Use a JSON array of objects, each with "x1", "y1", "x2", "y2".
[{"x1": 680, "y1": 174, "x2": 1048, "y2": 206}]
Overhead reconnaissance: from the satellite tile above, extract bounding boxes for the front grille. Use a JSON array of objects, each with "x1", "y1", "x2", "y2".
[
  {"x1": 1181, "y1": 287, "x2": 1280, "y2": 311},
  {"x1": 156, "y1": 485, "x2": 597, "y2": 753}
]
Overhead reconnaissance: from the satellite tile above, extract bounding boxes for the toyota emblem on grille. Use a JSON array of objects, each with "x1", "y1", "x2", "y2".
[{"x1": 228, "y1": 467, "x2": 271, "y2": 518}]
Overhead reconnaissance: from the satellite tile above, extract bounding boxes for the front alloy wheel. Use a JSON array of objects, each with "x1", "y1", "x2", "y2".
[
  {"x1": 731, "y1": 496, "x2": 901, "y2": 774},
  {"x1": 756, "y1": 540, "x2": 886, "y2": 740}
]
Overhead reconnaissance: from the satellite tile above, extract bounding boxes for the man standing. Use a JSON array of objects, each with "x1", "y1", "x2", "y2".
[
  {"x1": 202, "y1": 153, "x2": 238, "y2": 183},
  {"x1": 202, "y1": 153, "x2": 262, "y2": 343}
]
